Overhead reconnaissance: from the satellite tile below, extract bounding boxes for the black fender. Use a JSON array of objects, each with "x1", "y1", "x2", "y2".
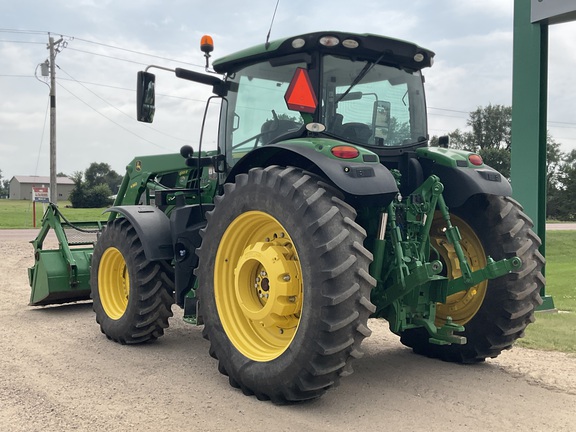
[
  {"x1": 421, "y1": 162, "x2": 512, "y2": 208},
  {"x1": 105, "y1": 206, "x2": 173, "y2": 261},
  {"x1": 228, "y1": 142, "x2": 399, "y2": 203}
]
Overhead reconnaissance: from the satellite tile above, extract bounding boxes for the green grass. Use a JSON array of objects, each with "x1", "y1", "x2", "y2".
[
  {"x1": 2, "y1": 199, "x2": 574, "y2": 353},
  {"x1": 0, "y1": 199, "x2": 108, "y2": 228},
  {"x1": 517, "y1": 230, "x2": 576, "y2": 353}
]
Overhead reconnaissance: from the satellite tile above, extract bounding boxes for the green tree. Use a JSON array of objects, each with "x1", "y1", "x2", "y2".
[
  {"x1": 468, "y1": 104, "x2": 512, "y2": 150},
  {"x1": 546, "y1": 136, "x2": 564, "y2": 219},
  {"x1": 69, "y1": 164, "x2": 116, "y2": 208},
  {"x1": 548, "y1": 150, "x2": 576, "y2": 221},
  {"x1": 432, "y1": 104, "x2": 513, "y2": 177},
  {"x1": 85, "y1": 162, "x2": 122, "y2": 193},
  {"x1": 0, "y1": 169, "x2": 8, "y2": 197},
  {"x1": 431, "y1": 104, "x2": 574, "y2": 219}
]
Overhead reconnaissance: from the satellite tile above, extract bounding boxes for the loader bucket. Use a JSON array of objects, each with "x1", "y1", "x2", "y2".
[{"x1": 29, "y1": 203, "x2": 105, "y2": 306}]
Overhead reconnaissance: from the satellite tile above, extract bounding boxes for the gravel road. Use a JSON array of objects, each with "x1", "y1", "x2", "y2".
[{"x1": 1, "y1": 230, "x2": 575, "y2": 431}]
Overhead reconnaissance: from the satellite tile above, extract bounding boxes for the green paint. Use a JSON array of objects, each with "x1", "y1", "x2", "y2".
[
  {"x1": 416, "y1": 147, "x2": 480, "y2": 168},
  {"x1": 512, "y1": 0, "x2": 554, "y2": 308}
]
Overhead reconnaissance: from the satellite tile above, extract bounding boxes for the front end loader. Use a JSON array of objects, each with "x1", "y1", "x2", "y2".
[{"x1": 29, "y1": 31, "x2": 544, "y2": 403}]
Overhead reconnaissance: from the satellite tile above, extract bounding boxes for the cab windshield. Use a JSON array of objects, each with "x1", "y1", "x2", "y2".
[
  {"x1": 321, "y1": 55, "x2": 428, "y2": 147},
  {"x1": 221, "y1": 60, "x2": 307, "y2": 160},
  {"x1": 220, "y1": 53, "x2": 428, "y2": 164}
]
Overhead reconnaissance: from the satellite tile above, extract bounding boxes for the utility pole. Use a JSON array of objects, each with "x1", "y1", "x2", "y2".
[{"x1": 47, "y1": 35, "x2": 64, "y2": 203}]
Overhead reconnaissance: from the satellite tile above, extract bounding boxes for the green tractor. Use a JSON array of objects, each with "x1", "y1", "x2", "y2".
[{"x1": 29, "y1": 31, "x2": 544, "y2": 403}]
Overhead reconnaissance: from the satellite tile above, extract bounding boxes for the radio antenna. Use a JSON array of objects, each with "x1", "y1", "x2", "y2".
[{"x1": 265, "y1": 0, "x2": 280, "y2": 49}]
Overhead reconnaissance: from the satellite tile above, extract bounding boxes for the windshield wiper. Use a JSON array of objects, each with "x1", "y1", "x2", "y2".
[{"x1": 335, "y1": 53, "x2": 386, "y2": 104}]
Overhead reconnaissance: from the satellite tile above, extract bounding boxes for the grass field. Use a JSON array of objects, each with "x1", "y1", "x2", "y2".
[
  {"x1": 517, "y1": 230, "x2": 576, "y2": 353},
  {"x1": 1, "y1": 199, "x2": 574, "y2": 354},
  {"x1": 0, "y1": 200, "x2": 108, "y2": 228}
]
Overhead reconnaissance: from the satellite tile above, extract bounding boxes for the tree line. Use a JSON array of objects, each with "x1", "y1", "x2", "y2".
[
  {"x1": 3, "y1": 105, "x2": 575, "y2": 217},
  {"x1": 69, "y1": 162, "x2": 122, "y2": 208},
  {"x1": 431, "y1": 104, "x2": 576, "y2": 221},
  {"x1": 0, "y1": 170, "x2": 10, "y2": 198}
]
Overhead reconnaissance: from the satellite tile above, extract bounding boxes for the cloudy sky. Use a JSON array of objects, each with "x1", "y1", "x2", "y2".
[{"x1": 1, "y1": 0, "x2": 575, "y2": 183}]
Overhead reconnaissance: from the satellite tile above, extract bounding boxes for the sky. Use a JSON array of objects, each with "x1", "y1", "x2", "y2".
[{"x1": 1, "y1": 0, "x2": 575, "y2": 183}]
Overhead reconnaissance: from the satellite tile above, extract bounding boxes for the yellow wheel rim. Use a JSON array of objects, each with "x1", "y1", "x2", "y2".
[
  {"x1": 214, "y1": 211, "x2": 303, "y2": 362},
  {"x1": 98, "y1": 247, "x2": 130, "y2": 320},
  {"x1": 431, "y1": 213, "x2": 487, "y2": 326}
]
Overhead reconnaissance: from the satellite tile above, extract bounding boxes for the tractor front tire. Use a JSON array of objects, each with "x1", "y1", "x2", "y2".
[
  {"x1": 400, "y1": 195, "x2": 544, "y2": 363},
  {"x1": 90, "y1": 218, "x2": 175, "y2": 344},
  {"x1": 196, "y1": 166, "x2": 376, "y2": 403}
]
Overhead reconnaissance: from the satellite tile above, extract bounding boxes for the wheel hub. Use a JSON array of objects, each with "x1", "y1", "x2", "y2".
[
  {"x1": 431, "y1": 214, "x2": 487, "y2": 325},
  {"x1": 235, "y1": 242, "x2": 301, "y2": 328}
]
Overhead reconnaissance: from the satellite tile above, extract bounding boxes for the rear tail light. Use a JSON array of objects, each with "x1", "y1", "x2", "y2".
[{"x1": 331, "y1": 146, "x2": 360, "y2": 159}]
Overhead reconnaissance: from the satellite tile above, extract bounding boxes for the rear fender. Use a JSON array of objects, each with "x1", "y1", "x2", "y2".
[
  {"x1": 416, "y1": 147, "x2": 512, "y2": 207},
  {"x1": 227, "y1": 140, "x2": 398, "y2": 203},
  {"x1": 105, "y1": 206, "x2": 173, "y2": 261}
]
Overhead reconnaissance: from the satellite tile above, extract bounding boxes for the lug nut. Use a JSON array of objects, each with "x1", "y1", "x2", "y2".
[{"x1": 283, "y1": 275, "x2": 291, "y2": 281}]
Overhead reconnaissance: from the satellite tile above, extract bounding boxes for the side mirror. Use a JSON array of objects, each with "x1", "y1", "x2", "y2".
[
  {"x1": 372, "y1": 100, "x2": 391, "y2": 144},
  {"x1": 438, "y1": 135, "x2": 449, "y2": 148},
  {"x1": 137, "y1": 71, "x2": 156, "y2": 123},
  {"x1": 336, "y1": 91, "x2": 363, "y2": 102}
]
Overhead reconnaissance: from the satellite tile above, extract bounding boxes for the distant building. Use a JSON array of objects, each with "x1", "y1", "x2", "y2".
[{"x1": 9, "y1": 176, "x2": 75, "y2": 201}]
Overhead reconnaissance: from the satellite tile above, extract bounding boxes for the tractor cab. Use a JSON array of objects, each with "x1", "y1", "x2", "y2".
[
  {"x1": 138, "y1": 31, "x2": 434, "y2": 169},
  {"x1": 212, "y1": 32, "x2": 433, "y2": 164}
]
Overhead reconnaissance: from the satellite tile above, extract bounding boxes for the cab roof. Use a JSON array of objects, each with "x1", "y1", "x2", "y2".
[{"x1": 212, "y1": 31, "x2": 435, "y2": 75}]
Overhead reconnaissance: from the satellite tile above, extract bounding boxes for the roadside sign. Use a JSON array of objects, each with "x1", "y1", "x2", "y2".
[
  {"x1": 32, "y1": 187, "x2": 50, "y2": 227},
  {"x1": 32, "y1": 187, "x2": 50, "y2": 203}
]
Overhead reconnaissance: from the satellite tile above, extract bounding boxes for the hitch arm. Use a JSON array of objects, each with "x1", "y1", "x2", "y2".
[{"x1": 446, "y1": 256, "x2": 522, "y2": 297}]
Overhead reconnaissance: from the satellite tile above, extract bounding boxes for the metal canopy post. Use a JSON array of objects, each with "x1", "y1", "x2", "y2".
[
  {"x1": 512, "y1": 0, "x2": 551, "y2": 309},
  {"x1": 512, "y1": 0, "x2": 576, "y2": 310},
  {"x1": 511, "y1": 0, "x2": 548, "y2": 243},
  {"x1": 512, "y1": 1, "x2": 547, "y2": 309}
]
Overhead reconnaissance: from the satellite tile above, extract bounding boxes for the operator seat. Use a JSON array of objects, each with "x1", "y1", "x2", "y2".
[
  {"x1": 341, "y1": 122, "x2": 372, "y2": 144},
  {"x1": 261, "y1": 119, "x2": 302, "y2": 145}
]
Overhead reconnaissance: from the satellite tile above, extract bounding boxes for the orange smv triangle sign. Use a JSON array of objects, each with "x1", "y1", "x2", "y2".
[{"x1": 284, "y1": 67, "x2": 318, "y2": 114}]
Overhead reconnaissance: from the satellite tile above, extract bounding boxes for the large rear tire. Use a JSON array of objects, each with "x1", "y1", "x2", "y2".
[
  {"x1": 400, "y1": 195, "x2": 544, "y2": 362},
  {"x1": 90, "y1": 218, "x2": 175, "y2": 344},
  {"x1": 196, "y1": 166, "x2": 376, "y2": 403}
]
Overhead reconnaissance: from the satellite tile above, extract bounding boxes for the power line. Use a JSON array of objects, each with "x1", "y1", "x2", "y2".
[
  {"x1": 54, "y1": 76, "x2": 207, "y2": 103},
  {"x1": 0, "y1": 28, "x2": 49, "y2": 35},
  {"x1": 56, "y1": 81, "x2": 169, "y2": 150},
  {"x1": 0, "y1": 39, "x2": 45, "y2": 45},
  {"x1": 71, "y1": 36, "x2": 204, "y2": 69},
  {"x1": 428, "y1": 112, "x2": 469, "y2": 119},
  {"x1": 0, "y1": 28, "x2": 205, "y2": 69},
  {"x1": 428, "y1": 106, "x2": 470, "y2": 114},
  {"x1": 58, "y1": 65, "x2": 193, "y2": 143},
  {"x1": 34, "y1": 97, "x2": 50, "y2": 177},
  {"x1": 0, "y1": 74, "x2": 35, "y2": 78},
  {"x1": 66, "y1": 47, "x2": 153, "y2": 67},
  {"x1": 2, "y1": 28, "x2": 576, "y2": 141}
]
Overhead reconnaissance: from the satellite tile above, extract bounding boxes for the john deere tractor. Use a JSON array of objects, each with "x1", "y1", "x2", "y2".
[{"x1": 29, "y1": 31, "x2": 544, "y2": 403}]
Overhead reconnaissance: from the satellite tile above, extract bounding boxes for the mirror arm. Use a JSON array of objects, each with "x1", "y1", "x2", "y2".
[{"x1": 145, "y1": 64, "x2": 175, "y2": 73}]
